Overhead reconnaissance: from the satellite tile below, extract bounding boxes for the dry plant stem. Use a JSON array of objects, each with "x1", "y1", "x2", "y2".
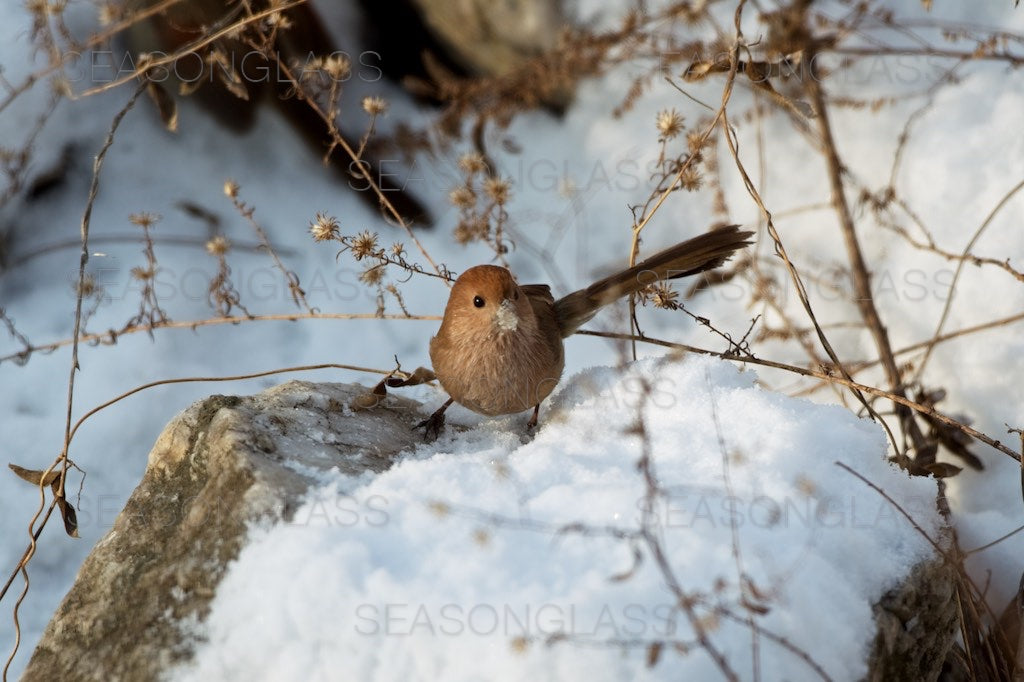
[
  {"x1": 74, "y1": 1, "x2": 303, "y2": 98},
  {"x1": 912, "y1": 177, "x2": 1024, "y2": 384},
  {"x1": 268, "y1": 58, "x2": 446, "y2": 285},
  {"x1": 835, "y1": 462, "x2": 947, "y2": 557},
  {"x1": 0, "y1": 361, "x2": 410, "y2": 608},
  {"x1": 795, "y1": 311, "x2": 1024, "y2": 396},
  {"x1": 8, "y1": 234, "x2": 290, "y2": 271},
  {"x1": 625, "y1": 6, "x2": 744, "y2": 361},
  {"x1": 1, "y1": 566, "x2": 28, "y2": 682},
  {"x1": 832, "y1": 46, "x2": 1024, "y2": 66},
  {"x1": 63, "y1": 85, "x2": 145, "y2": 500},
  {"x1": 803, "y1": 74, "x2": 927, "y2": 458},
  {"x1": 718, "y1": 83, "x2": 902, "y2": 457},
  {"x1": 893, "y1": 224, "x2": 1024, "y2": 283},
  {"x1": 0, "y1": 0, "x2": 184, "y2": 115},
  {"x1": 4, "y1": 80, "x2": 146, "y2": 682},
  {"x1": 227, "y1": 192, "x2": 312, "y2": 313},
  {"x1": 575, "y1": 329, "x2": 1022, "y2": 465},
  {"x1": 0, "y1": 90, "x2": 60, "y2": 210},
  {"x1": 0, "y1": 312, "x2": 441, "y2": 366}
]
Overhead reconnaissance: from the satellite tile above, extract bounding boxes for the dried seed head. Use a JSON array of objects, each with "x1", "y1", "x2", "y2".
[
  {"x1": 50, "y1": 75, "x2": 72, "y2": 98},
  {"x1": 427, "y1": 500, "x2": 450, "y2": 517},
  {"x1": 510, "y1": 637, "x2": 529, "y2": 654},
  {"x1": 76, "y1": 273, "x2": 101, "y2": 298},
  {"x1": 453, "y1": 216, "x2": 489, "y2": 244},
  {"x1": 557, "y1": 177, "x2": 577, "y2": 199},
  {"x1": 97, "y1": 1, "x2": 121, "y2": 25},
  {"x1": 359, "y1": 264, "x2": 384, "y2": 286},
  {"x1": 687, "y1": 131, "x2": 709, "y2": 157},
  {"x1": 301, "y1": 56, "x2": 324, "y2": 80},
  {"x1": 448, "y1": 186, "x2": 476, "y2": 209},
  {"x1": 129, "y1": 212, "x2": 160, "y2": 228},
  {"x1": 265, "y1": 9, "x2": 291, "y2": 29},
  {"x1": 390, "y1": 242, "x2": 406, "y2": 258},
  {"x1": 206, "y1": 235, "x2": 230, "y2": 256},
  {"x1": 458, "y1": 152, "x2": 487, "y2": 175},
  {"x1": 310, "y1": 212, "x2": 341, "y2": 242},
  {"x1": 656, "y1": 108, "x2": 685, "y2": 140},
  {"x1": 322, "y1": 54, "x2": 351, "y2": 80},
  {"x1": 131, "y1": 266, "x2": 155, "y2": 281},
  {"x1": 649, "y1": 282, "x2": 679, "y2": 309},
  {"x1": 350, "y1": 230, "x2": 379, "y2": 260},
  {"x1": 361, "y1": 95, "x2": 388, "y2": 116},
  {"x1": 680, "y1": 167, "x2": 703, "y2": 191},
  {"x1": 483, "y1": 176, "x2": 511, "y2": 204},
  {"x1": 224, "y1": 180, "x2": 239, "y2": 198}
]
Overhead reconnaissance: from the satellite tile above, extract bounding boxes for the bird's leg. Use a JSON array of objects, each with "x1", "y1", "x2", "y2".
[
  {"x1": 414, "y1": 397, "x2": 454, "y2": 441},
  {"x1": 526, "y1": 404, "x2": 541, "y2": 431}
]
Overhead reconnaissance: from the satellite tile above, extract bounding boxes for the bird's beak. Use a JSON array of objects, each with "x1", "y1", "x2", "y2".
[{"x1": 493, "y1": 298, "x2": 519, "y2": 332}]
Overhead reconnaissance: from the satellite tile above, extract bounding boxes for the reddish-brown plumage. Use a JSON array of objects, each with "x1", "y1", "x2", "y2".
[{"x1": 419, "y1": 224, "x2": 753, "y2": 437}]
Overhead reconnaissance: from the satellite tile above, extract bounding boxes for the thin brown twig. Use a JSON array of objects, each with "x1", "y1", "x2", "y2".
[
  {"x1": 913, "y1": 177, "x2": 1024, "y2": 383},
  {"x1": 0, "y1": 0, "x2": 185, "y2": 116},
  {"x1": 575, "y1": 328, "x2": 1021, "y2": 464},
  {"x1": 0, "y1": 360, "x2": 412, "y2": 608},
  {"x1": 72, "y1": 1, "x2": 302, "y2": 98},
  {"x1": 625, "y1": 62, "x2": 741, "y2": 361},
  {"x1": 226, "y1": 186, "x2": 313, "y2": 313},
  {"x1": 0, "y1": 312, "x2": 441, "y2": 366},
  {"x1": 719, "y1": 67, "x2": 904, "y2": 458},
  {"x1": 5, "y1": 80, "x2": 147, "y2": 682},
  {"x1": 803, "y1": 57, "x2": 927, "y2": 462},
  {"x1": 268, "y1": 51, "x2": 447, "y2": 284}
]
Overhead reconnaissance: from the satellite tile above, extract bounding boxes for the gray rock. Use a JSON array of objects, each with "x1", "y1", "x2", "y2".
[
  {"x1": 408, "y1": 0, "x2": 567, "y2": 77},
  {"x1": 865, "y1": 544, "x2": 958, "y2": 682},
  {"x1": 22, "y1": 381, "x2": 417, "y2": 682}
]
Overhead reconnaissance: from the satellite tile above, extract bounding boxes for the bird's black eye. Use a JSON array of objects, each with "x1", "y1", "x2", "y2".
[
  {"x1": 473, "y1": 295, "x2": 485, "y2": 308},
  {"x1": 514, "y1": 290, "x2": 519, "y2": 300}
]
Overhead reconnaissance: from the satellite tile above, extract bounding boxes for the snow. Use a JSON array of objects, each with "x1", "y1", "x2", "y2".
[
  {"x1": 0, "y1": 0, "x2": 1022, "y2": 679},
  {"x1": 174, "y1": 357, "x2": 941, "y2": 681}
]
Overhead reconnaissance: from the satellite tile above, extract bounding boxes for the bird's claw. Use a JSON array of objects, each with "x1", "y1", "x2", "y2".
[
  {"x1": 413, "y1": 405, "x2": 449, "y2": 442},
  {"x1": 526, "y1": 404, "x2": 540, "y2": 431}
]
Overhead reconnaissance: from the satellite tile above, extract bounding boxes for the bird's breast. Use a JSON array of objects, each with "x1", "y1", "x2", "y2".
[{"x1": 430, "y1": 319, "x2": 565, "y2": 417}]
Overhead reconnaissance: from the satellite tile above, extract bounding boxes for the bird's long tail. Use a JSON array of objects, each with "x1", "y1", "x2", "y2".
[{"x1": 554, "y1": 224, "x2": 753, "y2": 337}]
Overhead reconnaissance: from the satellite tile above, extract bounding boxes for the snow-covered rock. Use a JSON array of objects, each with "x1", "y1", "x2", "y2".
[{"x1": 24, "y1": 359, "x2": 952, "y2": 681}]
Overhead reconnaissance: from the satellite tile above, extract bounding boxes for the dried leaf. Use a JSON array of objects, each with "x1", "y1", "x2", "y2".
[
  {"x1": 740, "y1": 576, "x2": 772, "y2": 614},
  {"x1": 145, "y1": 80, "x2": 178, "y2": 133},
  {"x1": 351, "y1": 377, "x2": 389, "y2": 412},
  {"x1": 646, "y1": 641, "x2": 663, "y2": 668},
  {"x1": 385, "y1": 366, "x2": 436, "y2": 388},
  {"x1": 683, "y1": 59, "x2": 727, "y2": 82},
  {"x1": 915, "y1": 442, "x2": 939, "y2": 464},
  {"x1": 923, "y1": 462, "x2": 963, "y2": 479},
  {"x1": 609, "y1": 545, "x2": 643, "y2": 582},
  {"x1": 741, "y1": 595, "x2": 772, "y2": 615},
  {"x1": 8, "y1": 463, "x2": 59, "y2": 487},
  {"x1": 54, "y1": 493, "x2": 80, "y2": 538}
]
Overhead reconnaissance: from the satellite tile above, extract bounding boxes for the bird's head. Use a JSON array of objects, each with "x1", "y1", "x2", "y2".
[{"x1": 444, "y1": 265, "x2": 528, "y2": 337}]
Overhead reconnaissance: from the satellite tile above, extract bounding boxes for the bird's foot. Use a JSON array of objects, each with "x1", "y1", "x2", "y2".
[
  {"x1": 526, "y1": 404, "x2": 541, "y2": 431},
  {"x1": 413, "y1": 398, "x2": 453, "y2": 442}
]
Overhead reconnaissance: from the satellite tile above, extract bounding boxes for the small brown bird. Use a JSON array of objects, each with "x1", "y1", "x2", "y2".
[{"x1": 417, "y1": 224, "x2": 753, "y2": 438}]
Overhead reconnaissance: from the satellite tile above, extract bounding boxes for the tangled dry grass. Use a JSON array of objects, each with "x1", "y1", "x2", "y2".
[{"x1": 1, "y1": 0, "x2": 1022, "y2": 679}]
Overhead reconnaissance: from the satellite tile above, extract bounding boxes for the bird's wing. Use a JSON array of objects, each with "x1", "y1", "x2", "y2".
[{"x1": 521, "y1": 284, "x2": 555, "y2": 306}]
